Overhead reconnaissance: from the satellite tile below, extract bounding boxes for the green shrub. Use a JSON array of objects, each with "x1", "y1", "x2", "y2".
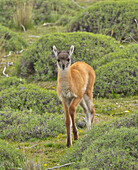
[
  {"x1": 0, "y1": 0, "x2": 16, "y2": 28},
  {"x1": 95, "y1": 58, "x2": 138, "y2": 97},
  {"x1": 0, "y1": 139, "x2": 25, "y2": 169},
  {"x1": 0, "y1": 24, "x2": 28, "y2": 52},
  {"x1": 33, "y1": 0, "x2": 80, "y2": 25},
  {"x1": 0, "y1": 109, "x2": 65, "y2": 141},
  {"x1": 79, "y1": 127, "x2": 137, "y2": 169},
  {"x1": 0, "y1": 77, "x2": 26, "y2": 92},
  {"x1": 60, "y1": 113, "x2": 137, "y2": 169},
  {"x1": 17, "y1": 32, "x2": 137, "y2": 97},
  {"x1": 0, "y1": 84, "x2": 62, "y2": 114},
  {"x1": 67, "y1": 0, "x2": 138, "y2": 41},
  {"x1": 0, "y1": 0, "x2": 80, "y2": 28},
  {"x1": 95, "y1": 44, "x2": 138, "y2": 69},
  {"x1": 17, "y1": 32, "x2": 119, "y2": 80}
]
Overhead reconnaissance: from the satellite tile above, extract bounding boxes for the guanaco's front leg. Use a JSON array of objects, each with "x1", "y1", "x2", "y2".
[
  {"x1": 62, "y1": 101, "x2": 72, "y2": 147},
  {"x1": 69, "y1": 97, "x2": 82, "y2": 141}
]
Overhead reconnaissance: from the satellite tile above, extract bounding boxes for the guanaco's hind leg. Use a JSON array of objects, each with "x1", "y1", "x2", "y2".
[
  {"x1": 83, "y1": 93, "x2": 95, "y2": 129},
  {"x1": 80, "y1": 98, "x2": 91, "y2": 130},
  {"x1": 62, "y1": 101, "x2": 72, "y2": 147},
  {"x1": 84, "y1": 72, "x2": 95, "y2": 129}
]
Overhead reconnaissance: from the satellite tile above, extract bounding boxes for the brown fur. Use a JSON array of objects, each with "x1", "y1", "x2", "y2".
[{"x1": 53, "y1": 46, "x2": 95, "y2": 147}]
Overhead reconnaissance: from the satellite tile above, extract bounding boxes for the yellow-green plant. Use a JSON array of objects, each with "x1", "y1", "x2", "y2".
[{"x1": 13, "y1": 0, "x2": 33, "y2": 30}]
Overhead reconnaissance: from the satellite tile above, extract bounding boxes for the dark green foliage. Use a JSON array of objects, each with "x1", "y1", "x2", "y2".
[
  {"x1": 0, "y1": 77, "x2": 26, "y2": 92},
  {"x1": 67, "y1": 0, "x2": 138, "y2": 41},
  {"x1": 0, "y1": 24, "x2": 28, "y2": 52},
  {"x1": 0, "y1": 0, "x2": 16, "y2": 28},
  {"x1": 95, "y1": 58, "x2": 138, "y2": 97},
  {"x1": 0, "y1": 84, "x2": 62, "y2": 114},
  {"x1": 80, "y1": 127, "x2": 137, "y2": 169},
  {"x1": 0, "y1": 139, "x2": 25, "y2": 169},
  {"x1": 96, "y1": 44, "x2": 138, "y2": 68},
  {"x1": 17, "y1": 32, "x2": 138, "y2": 97},
  {"x1": 17, "y1": 32, "x2": 118, "y2": 80},
  {"x1": 33, "y1": 0, "x2": 80, "y2": 25},
  {"x1": 60, "y1": 113, "x2": 138, "y2": 169},
  {"x1": 0, "y1": 109, "x2": 65, "y2": 141},
  {"x1": 0, "y1": 0, "x2": 80, "y2": 28}
]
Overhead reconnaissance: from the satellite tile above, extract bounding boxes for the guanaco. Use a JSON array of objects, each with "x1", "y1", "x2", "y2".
[{"x1": 53, "y1": 45, "x2": 95, "y2": 147}]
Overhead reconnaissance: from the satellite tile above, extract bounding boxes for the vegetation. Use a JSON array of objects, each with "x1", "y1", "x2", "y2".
[
  {"x1": 95, "y1": 58, "x2": 138, "y2": 97},
  {"x1": 33, "y1": 0, "x2": 80, "y2": 26},
  {"x1": 0, "y1": 0, "x2": 80, "y2": 29},
  {"x1": 0, "y1": 84, "x2": 62, "y2": 114},
  {"x1": 17, "y1": 32, "x2": 137, "y2": 97},
  {"x1": 13, "y1": 0, "x2": 33, "y2": 30},
  {"x1": 0, "y1": 77, "x2": 26, "y2": 91},
  {"x1": 0, "y1": 0, "x2": 16, "y2": 28},
  {"x1": 96, "y1": 44, "x2": 138, "y2": 68},
  {"x1": 17, "y1": 32, "x2": 119, "y2": 80},
  {"x1": 0, "y1": 139, "x2": 25, "y2": 169},
  {"x1": 0, "y1": 109, "x2": 65, "y2": 141},
  {"x1": 67, "y1": 0, "x2": 138, "y2": 41},
  {"x1": 60, "y1": 113, "x2": 138, "y2": 169},
  {"x1": 0, "y1": 24, "x2": 28, "y2": 52},
  {"x1": 0, "y1": 0, "x2": 138, "y2": 169}
]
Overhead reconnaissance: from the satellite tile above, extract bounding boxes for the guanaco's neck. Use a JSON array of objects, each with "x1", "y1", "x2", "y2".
[{"x1": 58, "y1": 67, "x2": 71, "y2": 85}]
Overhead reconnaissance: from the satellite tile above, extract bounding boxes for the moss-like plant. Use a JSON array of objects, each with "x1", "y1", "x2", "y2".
[
  {"x1": 0, "y1": 139, "x2": 25, "y2": 169},
  {"x1": 67, "y1": 0, "x2": 138, "y2": 41},
  {"x1": 0, "y1": 24, "x2": 28, "y2": 52},
  {"x1": 0, "y1": 0, "x2": 16, "y2": 28},
  {"x1": 95, "y1": 44, "x2": 138, "y2": 69},
  {"x1": 33, "y1": 0, "x2": 80, "y2": 25},
  {"x1": 17, "y1": 32, "x2": 119, "y2": 80},
  {"x1": 60, "y1": 113, "x2": 137, "y2": 169},
  {"x1": 0, "y1": 109, "x2": 65, "y2": 141},
  {"x1": 95, "y1": 58, "x2": 138, "y2": 97},
  {"x1": 0, "y1": 0, "x2": 80, "y2": 28},
  {"x1": 0, "y1": 84, "x2": 62, "y2": 114},
  {"x1": 0, "y1": 77, "x2": 26, "y2": 92},
  {"x1": 17, "y1": 32, "x2": 137, "y2": 97}
]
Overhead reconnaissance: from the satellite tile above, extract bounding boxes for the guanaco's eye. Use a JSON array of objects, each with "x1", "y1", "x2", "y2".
[
  {"x1": 57, "y1": 59, "x2": 60, "y2": 62},
  {"x1": 67, "y1": 58, "x2": 70, "y2": 62}
]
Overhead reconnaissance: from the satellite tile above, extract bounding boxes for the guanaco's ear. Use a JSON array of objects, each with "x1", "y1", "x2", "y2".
[
  {"x1": 69, "y1": 45, "x2": 74, "y2": 56},
  {"x1": 53, "y1": 45, "x2": 58, "y2": 57}
]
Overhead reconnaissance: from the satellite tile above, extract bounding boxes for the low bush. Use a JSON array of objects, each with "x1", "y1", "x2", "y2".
[
  {"x1": 0, "y1": 0, "x2": 80, "y2": 28},
  {"x1": 17, "y1": 32, "x2": 119, "y2": 80},
  {"x1": 0, "y1": 0, "x2": 16, "y2": 28},
  {"x1": 0, "y1": 24, "x2": 28, "y2": 52},
  {"x1": 33, "y1": 0, "x2": 80, "y2": 25},
  {"x1": 0, "y1": 109, "x2": 65, "y2": 141},
  {"x1": 60, "y1": 113, "x2": 137, "y2": 169},
  {"x1": 79, "y1": 127, "x2": 137, "y2": 169},
  {"x1": 0, "y1": 139, "x2": 25, "y2": 169},
  {"x1": 0, "y1": 84, "x2": 62, "y2": 114},
  {"x1": 0, "y1": 77, "x2": 26, "y2": 92},
  {"x1": 95, "y1": 58, "x2": 138, "y2": 97},
  {"x1": 95, "y1": 44, "x2": 138, "y2": 69},
  {"x1": 17, "y1": 32, "x2": 137, "y2": 97},
  {"x1": 67, "y1": 0, "x2": 138, "y2": 41}
]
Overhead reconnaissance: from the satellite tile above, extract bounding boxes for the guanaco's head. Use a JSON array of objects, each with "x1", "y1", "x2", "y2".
[{"x1": 53, "y1": 45, "x2": 74, "y2": 70}]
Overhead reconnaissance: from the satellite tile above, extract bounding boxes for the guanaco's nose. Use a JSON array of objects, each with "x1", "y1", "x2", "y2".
[{"x1": 62, "y1": 64, "x2": 65, "y2": 70}]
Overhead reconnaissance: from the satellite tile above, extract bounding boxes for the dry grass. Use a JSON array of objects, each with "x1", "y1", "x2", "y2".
[{"x1": 13, "y1": 0, "x2": 33, "y2": 31}]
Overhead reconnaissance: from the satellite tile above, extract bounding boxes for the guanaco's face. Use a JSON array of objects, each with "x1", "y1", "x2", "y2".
[{"x1": 53, "y1": 45, "x2": 74, "y2": 70}]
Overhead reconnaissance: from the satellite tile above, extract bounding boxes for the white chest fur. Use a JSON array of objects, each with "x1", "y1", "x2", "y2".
[{"x1": 58, "y1": 68, "x2": 76, "y2": 101}]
